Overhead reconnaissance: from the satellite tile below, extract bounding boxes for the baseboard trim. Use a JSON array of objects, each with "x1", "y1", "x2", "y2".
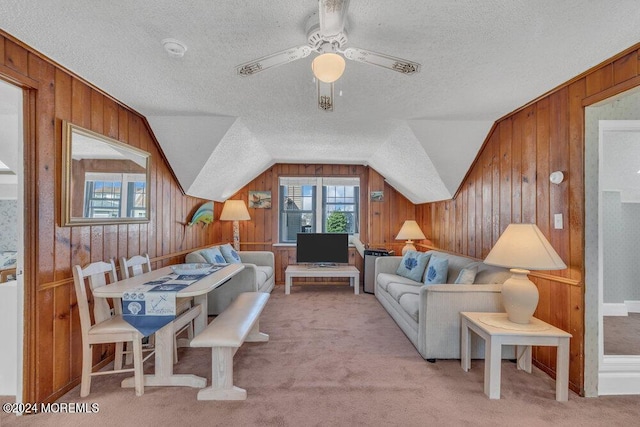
[
  {"x1": 603, "y1": 303, "x2": 628, "y2": 316},
  {"x1": 599, "y1": 355, "x2": 640, "y2": 395},
  {"x1": 624, "y1": 300, "x2": 640, "y2": 313}
]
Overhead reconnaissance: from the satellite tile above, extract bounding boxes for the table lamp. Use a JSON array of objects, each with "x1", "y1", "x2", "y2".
[
  {"x1": 396, "y1": 220, "x2": 426, "y2": 255},
  {"x1": 484, "y1": 223, "x2": 567, "y2": 324},
  {"x1": 220, "y1": 200, "x2": 251, "y2": 251}
]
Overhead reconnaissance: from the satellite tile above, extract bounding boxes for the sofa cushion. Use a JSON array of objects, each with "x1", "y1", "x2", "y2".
[
  {"x1": 424, "y1": 255, "x2": 448, "y2": 284},
  {"x1": 220, "y1": 243, "x2": 242, "y2": 264},
  {"x1": 387, "y1": 282, "x2": 422, "y2": 303},
  {"x1": 398, "y1": 293, "x2": 420, "y2": 322},
  {"x1": 454, "y1": 262, "x2": 480, "y2": 284},
  {"x1": 200, "y1": 247, "x2": 226, "y2": 264},
  {"x1": 255, "y1": 266, "x2": 273, "y2": 287},
  {"x1": 377, "y1": 273, "x2": 421, "y2": 292},
  {"x1": 396, "y1": 251, "x2": 431, "y2": 282}
]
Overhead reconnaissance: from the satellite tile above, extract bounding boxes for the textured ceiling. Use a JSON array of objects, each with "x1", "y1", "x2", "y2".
[{"x1": 1, "y1": 1, "x2": 640, "y2": 202}]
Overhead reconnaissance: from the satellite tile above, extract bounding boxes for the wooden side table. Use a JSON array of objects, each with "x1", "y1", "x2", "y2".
[{"x1": 460, "y1": 311, "x2": 572, "y2": 401}]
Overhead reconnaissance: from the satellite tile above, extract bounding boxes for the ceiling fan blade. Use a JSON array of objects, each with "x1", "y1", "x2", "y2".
[
  {"x1": 343, "y1": 47, "x2": 420, "y2": 75},
  {"x1": 317, "y1": 80, "x2": 334, "y2": 112},
  {"x1": 319, "y1": 0, "x2": 350, "y2": 38},
  {"x1": 236, "y1": 45, "x2": 312, "y2": 76}
]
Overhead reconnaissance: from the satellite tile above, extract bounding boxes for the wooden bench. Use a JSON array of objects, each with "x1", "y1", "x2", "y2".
[{"x1": 190, "y1": 291, "x2": 270, "y2": 400}]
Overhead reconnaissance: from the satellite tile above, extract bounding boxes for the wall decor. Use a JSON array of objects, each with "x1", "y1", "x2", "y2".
[
  {"x1": 249, "y1": 191, "x2": 271, "y2": 208},
  {"x1": 188, "y1": 201, "x2": 214, "y2": 227},
  {"x1": 370, "y1": 191, "x2": 384, "y2": 202}
]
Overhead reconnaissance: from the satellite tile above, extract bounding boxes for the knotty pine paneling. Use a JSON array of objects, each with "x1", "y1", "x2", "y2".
[
  {"x1": 224, "y1": 164, "x2": 413, "y2": 283},
  {"x1": 0, "y1": 31, "x2": 215, "y2": 404},
  {"x1": 416, "y1": 43, "x2": 640, "y2": 395}
]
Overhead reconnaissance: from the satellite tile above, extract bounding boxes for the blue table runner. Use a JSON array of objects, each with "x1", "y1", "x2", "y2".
[{"x1": 122, "y1": 266, "x2": 223, "y2": 336}]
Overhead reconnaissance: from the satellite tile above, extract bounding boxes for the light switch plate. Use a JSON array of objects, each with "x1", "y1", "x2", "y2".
[{"x1": 554, "y1": 213, "x2": 563, "y2": 229}]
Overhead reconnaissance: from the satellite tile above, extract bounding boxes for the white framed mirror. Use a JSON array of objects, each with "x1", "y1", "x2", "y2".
[{"x1": 61, "y1": 121, "x2": 151, "y2": 226}]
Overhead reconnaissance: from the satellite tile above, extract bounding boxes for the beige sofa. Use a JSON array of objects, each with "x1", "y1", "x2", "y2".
[
  {"x1": 375, "y1": 250, "x2": 514, "y2": 360},
  {"x1": 186, "y1": 247, "x2": 274, "y2": 315}
]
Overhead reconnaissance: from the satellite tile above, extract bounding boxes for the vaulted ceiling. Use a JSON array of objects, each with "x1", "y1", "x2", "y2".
[{"x1": 1, "y1": 1, "x2": 639, "y2": 203}]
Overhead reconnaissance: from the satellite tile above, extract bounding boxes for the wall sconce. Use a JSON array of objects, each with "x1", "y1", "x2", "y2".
[{"x1": 549, "y1": 171, "x2": 564, "y2": 185}]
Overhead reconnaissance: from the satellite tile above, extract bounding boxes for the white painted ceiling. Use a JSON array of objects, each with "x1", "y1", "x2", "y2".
[{"x1": 1, "y1": 1, "x2": 640, "y2": 203}]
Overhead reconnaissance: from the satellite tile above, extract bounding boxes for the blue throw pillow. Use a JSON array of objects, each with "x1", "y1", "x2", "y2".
[
  {"x1": 200, "y1": 246, "x2": 226, "y2": 264},
  {"x1": 424, "y1": 256, "x2": 448, "y2": 285},
  {"x1": 220, "y1": 243, "x2": 242, "y2": 264},
  {"x1": 396, "y1": 251, "x2": 430, "y2": 282},
  {"x1": 454, "y1": 262, "x2": 479, "y2": 284}
]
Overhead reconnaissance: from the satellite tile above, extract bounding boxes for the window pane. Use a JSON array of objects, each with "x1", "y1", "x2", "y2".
[
  {"x1": 84, "y1": 180, "x2": 122, "y2": 218},
  {"x1": 280, "y1": 184, "x2": 315, "y2": 242},
  {"x1": 323, "y1": 185, "x2": 359, "y2": 234},
  {"x1": 279, "y1": 178, "x2": 359, "y2": 242}
]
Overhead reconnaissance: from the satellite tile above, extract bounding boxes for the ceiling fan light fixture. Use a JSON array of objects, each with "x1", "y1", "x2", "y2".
[{"x1": 312, "y1": 53, "x2": 345, "y2": 83}]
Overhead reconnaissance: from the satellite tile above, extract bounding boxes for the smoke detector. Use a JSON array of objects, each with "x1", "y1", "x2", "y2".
[{"x1": 162, "y1": 38, "x2": 187, "y2": 57}]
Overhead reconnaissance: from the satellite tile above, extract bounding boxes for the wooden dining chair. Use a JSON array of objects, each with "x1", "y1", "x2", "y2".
[
  {"x1": 72, "y1": 260, "x2": 148, "y2": 397},
  {"x1": 119, "y1": 254, "x2": 194, "y2": 363}
]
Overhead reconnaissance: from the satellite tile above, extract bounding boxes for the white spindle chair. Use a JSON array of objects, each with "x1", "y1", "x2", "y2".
[{"x1": 72, "y1": 260, "x2": 149, "y2": 397}]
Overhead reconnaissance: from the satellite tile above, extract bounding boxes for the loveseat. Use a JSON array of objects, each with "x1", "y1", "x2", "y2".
[
  {"x1": 375, "y1": 250, "x2": 513, "y2": 360},
  {"x1": 186, "y1": 244, "x2": 274, "y2": 315}
]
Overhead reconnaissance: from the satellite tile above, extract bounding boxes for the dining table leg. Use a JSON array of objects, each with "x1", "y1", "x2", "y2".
[{"x1": 121, "y1": 300, "x2": 208, "y2": 389}]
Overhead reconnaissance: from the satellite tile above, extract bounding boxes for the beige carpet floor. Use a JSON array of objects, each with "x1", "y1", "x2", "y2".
[{"x1": 4, "y1": 284, "x2": 640, "y2": 426}]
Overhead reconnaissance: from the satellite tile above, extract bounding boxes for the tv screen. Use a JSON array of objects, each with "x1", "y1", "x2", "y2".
[{"x1": 296, "y1": 233, "x2": 349, "y2": 265}]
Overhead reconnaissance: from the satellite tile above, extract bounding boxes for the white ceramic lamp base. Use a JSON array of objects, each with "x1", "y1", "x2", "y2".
[
  {"x1": 401, "y1": 240, "x2": 416, "y2": 255},
  {"x1": 501, "y1": 268, "x2": 539, "y2": 324}
]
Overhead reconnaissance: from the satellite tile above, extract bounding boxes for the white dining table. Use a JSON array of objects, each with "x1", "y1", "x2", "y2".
[{"x1": 92, "y1": 263, "x2": 244, "y2": 389}]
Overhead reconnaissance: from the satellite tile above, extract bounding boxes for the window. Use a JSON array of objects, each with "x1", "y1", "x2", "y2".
[
  {"x1": 279, "y1": 177, "x2": 359, "y2": 242},
  {"x1": 84, "y1": 172, "x2": 147, "y2": 219}
]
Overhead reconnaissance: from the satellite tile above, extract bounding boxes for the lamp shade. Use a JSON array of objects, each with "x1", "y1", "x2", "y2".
[
  {"x1": 484, "y1": 223, "x2": 566, "y2": 324},
  {"x1": 484, "y1": 224, "x2": 566, "y2": 270},
  {"x1": 219, "y1": 200, "x2": 250, "y2": 221},
  {"x1": 312, "y1": 53, "x2": 346, "y2": 83},
  {"x1": 395, "y1": 220, "x2": 426, "y2": 241}
]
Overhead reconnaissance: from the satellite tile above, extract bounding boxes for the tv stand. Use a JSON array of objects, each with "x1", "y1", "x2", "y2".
[{"x1": 285, "y1": 265, "x2": 360, "y2": 295}]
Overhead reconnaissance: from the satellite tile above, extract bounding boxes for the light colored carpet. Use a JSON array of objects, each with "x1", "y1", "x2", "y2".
[
  {"x1": 4, "y1": 284, "x2": 640, "y2": 426},
  {"x1": 603, "y1": 313, "x2": 640, "y2": 355}
]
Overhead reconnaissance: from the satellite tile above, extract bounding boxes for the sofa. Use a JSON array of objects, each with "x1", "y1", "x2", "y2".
[
  {"x1": 186, "y1": 244, "x2": 275, "y2": 315},
  {"x1": 375, "y1": 250, "x2": 514, "y2": 360}
]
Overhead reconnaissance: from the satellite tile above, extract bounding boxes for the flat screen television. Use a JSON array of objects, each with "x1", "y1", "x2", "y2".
[{"x1": 296, "y1": 233, "x2": 349, "y2": 265}]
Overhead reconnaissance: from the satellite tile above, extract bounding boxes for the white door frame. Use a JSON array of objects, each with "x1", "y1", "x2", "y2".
[{"x1": 597, "y1": 120, "x2": 640, "y2": 395}]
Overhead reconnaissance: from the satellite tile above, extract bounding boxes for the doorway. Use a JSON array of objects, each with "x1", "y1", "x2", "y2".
[
  {"x1": 0, "y1": 78, "x2": 24, "y2": 400},
  {"x1": 585, "y1": 89, "x2": 640, "y2": 396}
]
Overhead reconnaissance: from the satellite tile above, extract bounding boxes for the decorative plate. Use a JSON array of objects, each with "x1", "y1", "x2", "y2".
[{"x1": 170, "y1": 263, "x2": 212, "y2": 275}]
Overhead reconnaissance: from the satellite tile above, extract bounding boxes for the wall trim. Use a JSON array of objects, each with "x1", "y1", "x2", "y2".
[
  {"x1": 599, "y1": 355, "x2": 640, "y2": 395},
  {"x1": 624, "y1": 300, "x2": 640, "y2": 313},
  {"x1": 602, "y1": 303, "x2": 629, "y2": 316}
]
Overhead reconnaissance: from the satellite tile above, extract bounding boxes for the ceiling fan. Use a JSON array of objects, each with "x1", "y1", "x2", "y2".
[{"x1": 236, "y1": 0, "x2": 421, "y2": 112}]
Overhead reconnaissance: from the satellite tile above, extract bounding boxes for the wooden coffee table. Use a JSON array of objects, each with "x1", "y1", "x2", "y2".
[{"x1": 285, "y1": 265, "x2": 360, "y2": 295}]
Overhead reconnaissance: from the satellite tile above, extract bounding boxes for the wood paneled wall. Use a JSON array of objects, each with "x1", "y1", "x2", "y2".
[
  {"x1": 0, "y1": 31, "x2": 215, "y2": 403},
  {"x1": 417, "y1": 43, "x2": 640, "y2": 395},
  {"x1": 224, "y1": 164, "x2": 416, "y2": 284}
]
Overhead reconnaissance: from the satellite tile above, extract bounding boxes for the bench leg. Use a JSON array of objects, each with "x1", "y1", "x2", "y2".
[
  {"x1": 197, "y1": 347, "x2": 246, "y2": 401},
  {"x1": 245, "y1": 319, "x2": 269, "y2": 343}
]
